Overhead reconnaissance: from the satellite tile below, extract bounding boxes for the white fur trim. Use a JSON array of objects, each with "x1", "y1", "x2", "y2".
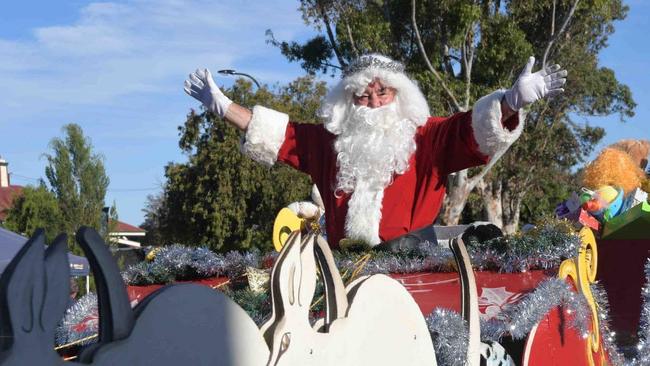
[
  {"x1": 471, "y1": 89, "x2": 525, "y2": 158},
  {"x1": 344, "y1": 183, "x2": 384, "y2": 246},
  {"x1": 242, "y1": 105, "x2": 289, "y2": 166}
]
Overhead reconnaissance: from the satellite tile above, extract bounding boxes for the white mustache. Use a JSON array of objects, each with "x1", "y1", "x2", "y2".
[{"x1": 350, "y1": 102, "x2": 398, "y2": 127}]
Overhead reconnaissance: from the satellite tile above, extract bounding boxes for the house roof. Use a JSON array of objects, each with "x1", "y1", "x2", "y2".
[
  {"x1": 111, "y1": 220, "x2": 146, "y2": 234},
  {"x1": 0, "y1": 186, "x2": 24, "y2": 220}
]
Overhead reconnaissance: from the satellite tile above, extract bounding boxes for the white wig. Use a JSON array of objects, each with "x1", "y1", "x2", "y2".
[{"x1": 319, "y1": 54, "x2": 430, "y2": 134}]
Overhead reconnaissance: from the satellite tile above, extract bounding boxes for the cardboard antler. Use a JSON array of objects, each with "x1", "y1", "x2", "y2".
[{"x1": 75, "y1": 227, "x2": 135, "y2": 362}]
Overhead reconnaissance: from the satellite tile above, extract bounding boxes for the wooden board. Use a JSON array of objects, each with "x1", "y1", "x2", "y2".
[{"x1": 264, "y1": 231, "x2": 437, "y2": 366}]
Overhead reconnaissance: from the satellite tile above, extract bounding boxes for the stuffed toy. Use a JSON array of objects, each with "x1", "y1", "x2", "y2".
[
  {"x1": 582, "y1": 147, "x2": 646, "y2": 195},
  {"x1": 608, "y1": 139, "x2": 650, "y2": 170}
]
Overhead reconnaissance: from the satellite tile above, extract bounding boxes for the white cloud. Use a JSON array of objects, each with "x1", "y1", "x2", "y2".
[{"x1": 0, "y1": 0, "x2": 310, "y2": 110}]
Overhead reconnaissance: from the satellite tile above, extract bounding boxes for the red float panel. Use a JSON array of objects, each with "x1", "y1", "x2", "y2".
[{"x1": 389, "y1": 270, "x2": 552, "y2": 318}]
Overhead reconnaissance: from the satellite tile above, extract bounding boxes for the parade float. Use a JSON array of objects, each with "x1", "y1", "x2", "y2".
[
  {"x1": 1, "y1": 143, "x2": 649, "y2": 365},
  {"x1": 0, "y1": 217, "x2": 645, "y2": 365}
]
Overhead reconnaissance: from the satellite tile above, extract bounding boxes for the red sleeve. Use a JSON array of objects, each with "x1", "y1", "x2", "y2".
[
  {"x1": 277, "y1": 122, "x2": 331, "y2": 182},
  {"x1": 422, "y1": 112, "x2": 489, "y2": 175}
]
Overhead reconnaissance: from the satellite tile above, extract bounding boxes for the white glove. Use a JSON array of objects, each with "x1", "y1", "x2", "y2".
[
  {"x1": 184, "y1": 68, "x2": 233, "y2": 118},
  {"x1": 504, "y1": 56, "x2": 567, "y2": 111},
  {"x1": 287, "y1": 201, "x2": 322, "y2": 219}
]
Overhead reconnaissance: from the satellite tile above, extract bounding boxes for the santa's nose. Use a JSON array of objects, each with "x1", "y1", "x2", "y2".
[{"x1": 368, "y1": 94, "x2": 382, "y2": 108}]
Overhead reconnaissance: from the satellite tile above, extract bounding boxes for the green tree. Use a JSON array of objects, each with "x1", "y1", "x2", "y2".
[
  {"x1": 140, "y1": 192, "x2": 167, "y2": 246},
  {"x1": 44, "y1": 124, "x2": 110, "y2": 249},
  {"x1": 3, "y1": 184, "x2": 64, "y2": 243},
  {"x1": 267, "y1": 0, "x2": 634, "y2": 232},
  {"x1": 159, "y1": 77, "x2": 327, "y2": 252}
]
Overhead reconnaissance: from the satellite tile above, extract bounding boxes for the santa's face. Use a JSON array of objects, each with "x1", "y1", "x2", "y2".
[
  {"x1": 352, "y1": 78, "x2": 396, "y2": 108},
  {"x1": 334, "y1": 90, "x2": 417, "y2": 196}
]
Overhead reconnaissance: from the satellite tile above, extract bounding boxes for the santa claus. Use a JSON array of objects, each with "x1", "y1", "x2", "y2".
[{"x1": 184, "y1": 54, "x2": 567, "y2": 248}]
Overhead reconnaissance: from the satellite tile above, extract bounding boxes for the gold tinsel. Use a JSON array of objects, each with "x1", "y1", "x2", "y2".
[{"x1": 582, "y1": 148, "x2": 645, "y2": 194}]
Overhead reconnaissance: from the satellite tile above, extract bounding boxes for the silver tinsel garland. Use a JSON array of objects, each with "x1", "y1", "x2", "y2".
[
  {"x1": 465, "y1": 221, "x2": 581, "y2": 273},
  {"x1": 57, "y1": 263, "x2": 650, "y2": 365},
  {"x1": 591, "y1": 282, "x2": 627, "y2": 365},
  {"x1": 60, "y1": 226, "x2": 650, "y2": 365},
  {"x1": 330, "y1": 230, "x2": 579, "y2": 277},
  {"x1": 122, "y1": 245, "x2": 265, "y2": 285},
  {"x1": 426, "y1": 267, "x2": 650, "y2": 366},
  {"x1": 56, "y1": 293, "x2": 99, "y2": 347},
  {"x1": 121, "y1": 219, "x2": 582, "y2": 285},
  {"x1": 425, "y1": 308, "x2": 468, "y2": 366},
  {"x1": 634, "y1": 259, "x2": 650, "y2": 364},
  {"x1": 481, "y1": 278, "x2": 590, "y2": 341}
]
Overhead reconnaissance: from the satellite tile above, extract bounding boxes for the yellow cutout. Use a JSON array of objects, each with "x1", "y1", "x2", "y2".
[
  {"x1": 273, "y1": 208, "x2": 304, "y2": 252},
  {"x1": 558, "y1": 227, "x2": 604, "y2": 366}
]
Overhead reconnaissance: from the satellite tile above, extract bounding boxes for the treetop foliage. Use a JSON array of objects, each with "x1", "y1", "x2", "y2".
[{"x1": 44, "y1": 123, "x2": 110, "y2": 250}]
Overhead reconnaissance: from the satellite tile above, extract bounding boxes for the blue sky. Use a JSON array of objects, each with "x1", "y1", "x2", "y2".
[{"x1": 0, "y1": 0, "x2": 648, "y2": 227}]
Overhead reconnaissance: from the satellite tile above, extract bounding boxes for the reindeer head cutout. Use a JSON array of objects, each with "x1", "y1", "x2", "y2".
[
  {"x1": 0, "y1": 228, "x2": 269, "y2": 366},
  {"x1": 261, "y1": 231, "x2": 437, "y2": 366}
]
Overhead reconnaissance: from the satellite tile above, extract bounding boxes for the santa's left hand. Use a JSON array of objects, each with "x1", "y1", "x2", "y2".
[{"x1": 504, "y1": 56, "x2": 567, "y2": 111}]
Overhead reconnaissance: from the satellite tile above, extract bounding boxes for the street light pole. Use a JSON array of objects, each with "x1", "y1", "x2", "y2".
[{"x1": 217, "y1": 69, "x2": 261, "y2": 89}]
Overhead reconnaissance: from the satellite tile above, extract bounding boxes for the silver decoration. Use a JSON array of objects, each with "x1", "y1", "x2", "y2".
[
  {"x1": 634, "y1": 259, "x2": 650, "y2": 364},
  {"x1": 426, "y1": 308, "x2": 468, "y2": 366},
  {"x1": 55, "y1": 293, "x2": 99, "y2": 347},
  {"x1": 122, "y1": 245, "x2": 263, "y2": 285},
  {"x1": 480, "y1": 278, "x2": 589, "y2": 342},
  {"x1": 342, "y1": 56, "x2": 406, "y2": 77}
]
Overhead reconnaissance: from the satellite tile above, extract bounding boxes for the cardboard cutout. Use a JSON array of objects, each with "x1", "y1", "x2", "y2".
[
  {"x1": 262, "y1": 231, "x2": 437, "y2": 366},
  {"x1": 0, "y1": 228, "x2": 269, "y2": 366}
]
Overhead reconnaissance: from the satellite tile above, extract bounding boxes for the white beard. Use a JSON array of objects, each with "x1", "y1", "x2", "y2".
[{"x1": 334, "y1": 101, "x2": 418, "y2": 245}]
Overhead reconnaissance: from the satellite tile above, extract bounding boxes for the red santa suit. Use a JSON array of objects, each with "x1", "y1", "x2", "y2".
[{"x1": 242, "y1": 59, "x2": 524, "y2": 247}]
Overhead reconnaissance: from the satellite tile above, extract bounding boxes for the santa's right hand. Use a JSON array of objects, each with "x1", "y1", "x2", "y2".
[
  {"x1": 287, "y1": 201, "x2": 321, "y2": 219},
  {"x1": 183, "y1": 68, "x2": 233, "y2": 118}
]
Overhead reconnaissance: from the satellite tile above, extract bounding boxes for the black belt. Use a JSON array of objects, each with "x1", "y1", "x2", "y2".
[{"x1": 374, "y1": 225, "x2": 438, "y2": 254}]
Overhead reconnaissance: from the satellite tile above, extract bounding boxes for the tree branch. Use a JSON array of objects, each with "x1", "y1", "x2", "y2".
[
  {"x1": 462, "y1": 22, "x2": 477, "y2": 110},
  {"x1": 333, "y1": 2, "x2": 359, "y2": 58},
  {"x1": 316, "y1": 0, "x2": 347, "y2": 68},
  {"x1": 411, "y1": 0, "x2": 463, "y2": 112},
  {"x1": 543, "y1": 0, "x2": 580, "y2": 68},
  {"x1": 520, "y1": 102, "x2": 569, "y2": 188},
  {"x1": 551, "y1": 0, "x2": 557, "y2": 36},
  {"x1": 344, "y1": 18, "x2": 360, "y2": 57},
  {"x1": 321, "y1": 62, "x2": 344, "y2": 70}
]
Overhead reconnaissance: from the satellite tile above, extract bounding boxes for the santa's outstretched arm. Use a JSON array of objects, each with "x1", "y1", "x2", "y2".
[{"x1": 184, "y1": 68, "x2": 253, "y2": 131}]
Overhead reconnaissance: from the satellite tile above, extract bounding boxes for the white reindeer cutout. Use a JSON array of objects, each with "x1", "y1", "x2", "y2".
[{"x1": 261, "y1": 231, "x2": 437, "y2": 366}]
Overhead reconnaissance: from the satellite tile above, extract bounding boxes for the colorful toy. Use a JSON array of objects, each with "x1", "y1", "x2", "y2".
[
  {"x1": 582, "y1": 148, "x2": 645, "y2": 195},
  {"x1": 580, "y1": 186, "x2": 624, "y2": 221}
]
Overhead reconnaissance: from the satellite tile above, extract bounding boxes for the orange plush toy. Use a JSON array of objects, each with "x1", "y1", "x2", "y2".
[{"x1": 582, "y1": 147, "x2": 646, "y2": 195}]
